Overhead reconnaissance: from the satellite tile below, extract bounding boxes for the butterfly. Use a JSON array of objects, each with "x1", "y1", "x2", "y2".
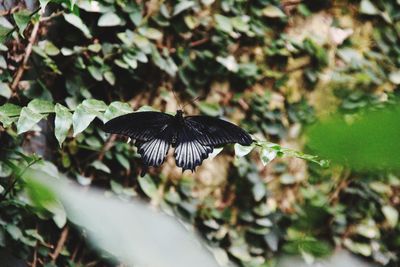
[{"x1": 103, "y1": 110, "x2": 253, "y2": 176}]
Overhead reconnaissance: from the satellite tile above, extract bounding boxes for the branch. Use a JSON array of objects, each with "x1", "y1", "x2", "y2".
[
  {"x1": 10, "y1": 12, "x2": 42, "y2": 93},
  {"x1": 51, "y1": 227, "x2": 69, "y2": 262},
  {"x1": 98, "y1": 135, "x2": 117, "y2": 161}
]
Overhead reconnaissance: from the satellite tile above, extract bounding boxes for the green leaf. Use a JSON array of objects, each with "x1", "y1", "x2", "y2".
[
  {"x1": 6, "y1": 225, "x2": 22, "y2": 240},
  {"x1": 13, "y1": 10, "x2": 31, "y2": 37},
  {"x1": 63, "y1": 13, "x2": 93, "y2": 38},
  {"x1": 42, "y1": 41, "x2": 60, "y2": 56},
  {"x1": 216, "y1": 55, "x2": 239, "y2": 72},
  {"x1": 389, "y1": 70, "x2": 400, "y2": 84},
  {"x1": 360, "y1": 0, "x2": 380, "y2": 15},
  {"x1": 0, "y1": 17, "x2": 13, "y2": 43},
  {"x1": 91, "y1": 160, "x2": 111, "y2": 173},
  {"x1": 139, "y1": 27, "x2": 163, "y2": 40},
  {"x1": 28, "y1": 99, "x2": 54, "y2": 113},
  {"x1": 17, "y1": 107, "x2": 45, "y2": 134},
  {"x1": 198, "y1": 102, "x2": 220, "y2": 116},
  {"x1": 214, "y1": 14, "x2": 233, "y2": 33},
  {"x1": 382, "y1": 205, "x2": 399, "y2": 228},
  {"x1": 0, "y1": 103, "x2": 21, "y2": 126},
  {"x1": 72, "y1": 99, "x2": 106, "y2": 136},
  {"x1": 54, "y1": 104, "x2": 72, "y2": 147},
  {"x1": 88, "y1": 65, "x2": 103, "y2": 81},
  {"x1": 104, "y1": 101, "x2": 132, "y2": 121},
  {"x1": 116, "y1": 154, "x2": 130, "y2": 170},
  {"x1": 209, "y1": 147, "x2": 223, "y2": 160},
  {"x1": 260, "y1": 147, "x2": 277, "y2": 165},
  {"x1": 262, "y1": 5, "x2": 286, "y2": 18},
  {"x1": 72, "y1": 106, "x2": 95, "y2": 136},
  {"x1": 173, "y1": 1, "x2": 195, "y2": 16},
  {"x1": 104, "y1": 71, "x2": 116, "y2": 85},
  {"x1": 138, "y1": 175, "x2": 157, "y2": 199},
  {"x1": 39, "y1": 0, "x2": 50, "y2": 11},
  {"x1": 234, "y1": 143, "x2": 254, "y2": 157},
  {"x1": 343, "y1": 239, "x2": 371, "y2": 256},
  {"x1": 0, "y1": 82, "x2": 12, "y2": 99},
  {"x1": 98, "y1": 12, "x2": 121, "y2": 27},
  {"x1": 24, "y1": 168, "x2": 221, "y2": 267}
]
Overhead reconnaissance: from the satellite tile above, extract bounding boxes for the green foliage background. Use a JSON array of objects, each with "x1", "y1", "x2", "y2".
[{"x1": 0, "y1": 0, "x2": 400, "y2": 266}]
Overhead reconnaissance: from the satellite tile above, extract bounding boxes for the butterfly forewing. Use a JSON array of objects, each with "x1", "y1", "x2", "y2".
[
  {"x1": 103, "y1": 111, "x2": 174, "y2": 141},
  {"x1": 184, "y1": 116, "x2": 252, "y2": 146},
  {"x1": 174, "y1": 123, "x2": 213, "y2": 171}
]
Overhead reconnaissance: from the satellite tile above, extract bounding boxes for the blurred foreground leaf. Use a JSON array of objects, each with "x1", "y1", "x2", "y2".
[
  {"x1": 307, "y1": 106, "x2": 400, "y2": 170},
  {"x1": 23, "y1": 167, "x2": 224, "y2": 267}
]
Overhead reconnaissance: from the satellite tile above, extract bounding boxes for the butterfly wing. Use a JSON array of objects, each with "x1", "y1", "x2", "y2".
[
  {"x1": 174, "y1": 123, "x2": 213, "y2": 172},
  {"x1": 135, "y1": 124, "x2": 174, "y2": 168},
  {"x1": 103, "y1": 111, "x2": 174, "y2": 141},
  {"x1": 184, "y1": 116, "x2": 253, "y2": 146},
  {"x1": 104, "y1": 111, "x2": 175, "y2": 172}
]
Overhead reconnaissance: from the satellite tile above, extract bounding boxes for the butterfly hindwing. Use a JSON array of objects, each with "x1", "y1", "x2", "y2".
[
  {"x1": 103, "y1": 111, "x2": 174, "y2": 141},
  {"x1": 174, "y1": 123, "x2": 213, "y2": 171},
  {"x1": 136, "y1": 119, "x2": 178, "y2": 168},
  {"x1": 184, "y1": 116, "x2": 253, "y2": 146}
]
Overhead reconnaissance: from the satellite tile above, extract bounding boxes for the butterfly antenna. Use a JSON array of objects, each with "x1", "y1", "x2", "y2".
[
  {"x1": 171, "y1": 88, "x2": 183, "y2": 110},
  {"x1": 182, "y1": 95, "x2": 201, "y2": 109}
]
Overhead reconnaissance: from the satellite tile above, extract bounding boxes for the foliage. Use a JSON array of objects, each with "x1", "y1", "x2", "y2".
[{"x1": 0, "y1": 0, "x2": 399, "y2": 266}]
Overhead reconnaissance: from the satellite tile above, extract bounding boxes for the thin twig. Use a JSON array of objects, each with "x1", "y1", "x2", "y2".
[
  {"x1": 0, "y1": 5, "x2": 20, "y2": 16},
  {"x1": 40, "y1": 10, "x2": 64, "y2": 22},
  {"x1": 10, "y1": 11, "x2": 42, "y2": 92},
  {"x1": 31, "y1": 244, "x2": 37, "y2": 267},
  {"x1": 2, "y1": 158, "x2": 41, "y2": 199},
  {"x1": 51, "y1": 227, "x2": 69, "y2": 262},
  {"x1": 98, "y1": 135, "x2": 117, "y2": 161},
  {"x1": 189, "y1": 37, "x2": 209, "y2": 47}
]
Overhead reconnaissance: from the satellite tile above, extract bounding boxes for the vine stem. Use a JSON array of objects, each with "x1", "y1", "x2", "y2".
[
  {"x1": 51, "y1": 227, "x2": 69, "y2": 263},
  {"x1": 1, "y1": 158, "x2": 41, "y2": 199},
  {"x1": 10, "y1": 10, "x2": 43, "y2": 93}
]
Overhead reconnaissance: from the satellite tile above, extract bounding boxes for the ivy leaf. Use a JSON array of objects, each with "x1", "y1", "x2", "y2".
[
  {"x1": 72, "y1": 99, "x2": 106, "y2": 136},
  {"x1": 54, "y1": 104, "x2": 72, "y2": 147},
  {"x1": 72, "y1": 105, "x2": 96, "y2": 136},
  {"x1": 260, "y1": 147, "x2": 277, "y2": 165},
  {"x1": 173, "y1": 1, "x2": 195, "y2": 16},
  {"x1": 116, "y1": 154, "x2": 130, "y2": 170},
  {"x1": 98, "y1": 12, "x2": 121, "y2": 27},
  {"x1": 63, "y1": 13, "x2": 92, "y2": 39},
  {"x1": 234, "y1": 143, "x2": 254, "y2": 157},
  {"x1": 104, "y1": 71, "x2": 116, "y2": 85},
  {"x1": 88, "y1": 65, "x2": 103, "y2": 81},
  {"x1": 104, "y1": 101, "x2": 132, "y2": 121},
  {"x1": 39, "y1": 0, "x2": 50, "y2": 11},
  {"x1": 90, "y1": 160, "x2": 111, "y2": 173},
  {"x1": 214, "y1": 14, "x2": 233, "y2": 34},
  {"x1": 13, "y1": 10, "x2": 31, "y2": 37},
  {"x1": 0, "y1": 82, "x2": 12, "y2": 99},
  {"x1": 209, "y1": 147, "x2": 223, "y2": 160},
  {"x1": 28, "y1": 99, "x2": 54, "y2": 114},
  {"x1": 139, "y1": 27, "x2": 163, "y2": 40},
  {"x1": 382, "y1": 205, "x2": 399, "y2": 228},
  {"x1": 0, "y1": 103, "x2": 21, "y2": 127},
  {"x1": 198, "y1": 102, "x2": 220, "y2": 116},
  {"x1": 138, "y1": 175, "x2": 158, "y2": 199},
  {"x1": 216, "y1": 55, "x2": 239, "y2": 72},
  {"x1": 360, "y1": 0, "x2": 380, "y2": 15},
  {"x1": 17, "y1": 107, "x2": 44, "y2": 134},
  {"x1": 262, "y1": 5, "x2": 286, "y2": 18}
]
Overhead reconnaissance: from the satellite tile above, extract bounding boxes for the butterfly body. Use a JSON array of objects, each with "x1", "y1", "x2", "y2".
[{"x1": 103, "y1": 110, "x2": 252, "y2": 175}]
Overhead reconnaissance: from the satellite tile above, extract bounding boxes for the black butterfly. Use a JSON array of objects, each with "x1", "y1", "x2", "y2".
[{"x1": 103, "y1": 110, "x2": 253, "y2": 176}]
